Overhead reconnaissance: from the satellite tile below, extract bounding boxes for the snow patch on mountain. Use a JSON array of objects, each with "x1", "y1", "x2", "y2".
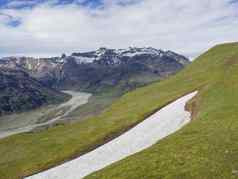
[{"x1": 0, "y1": 47, "x2": 189, "y2": 71}]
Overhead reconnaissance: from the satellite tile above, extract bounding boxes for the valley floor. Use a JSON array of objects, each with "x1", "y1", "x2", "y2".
[
  {"x1": 0, "y1": 91, "x2": 91, "y2": 139},
  {"x1": 26, "y1": 91, "x2": 197, "y2": 179}
]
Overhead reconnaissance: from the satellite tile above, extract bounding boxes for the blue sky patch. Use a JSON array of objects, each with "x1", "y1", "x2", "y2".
[
  {"x1": 0, "y1": 0, "x2": 103, "y2": 9},
  {"x1": 6, "y1": 18, "x2": 21, "y2": 27}
]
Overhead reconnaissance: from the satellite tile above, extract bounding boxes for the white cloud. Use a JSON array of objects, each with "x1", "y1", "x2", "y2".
[{"x1": 0, "y1": 0, "x2": 238, "y2": 58}]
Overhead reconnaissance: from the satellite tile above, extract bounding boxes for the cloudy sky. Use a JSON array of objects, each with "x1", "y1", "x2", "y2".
[{"x1": 0, "y1": 0, "x2": 238, "y2": 58}]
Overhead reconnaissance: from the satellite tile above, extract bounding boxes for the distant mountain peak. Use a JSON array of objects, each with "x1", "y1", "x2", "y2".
[
  {"x1": 66, "y1": 47, "x2": 188, "y2": 65},
  {"x1": 0, "y1": 46, "x2": 190, "y2": 92}
]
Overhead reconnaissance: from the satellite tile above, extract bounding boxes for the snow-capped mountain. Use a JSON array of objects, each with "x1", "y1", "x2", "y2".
[
  {"x1": 0, "y1": 47, "x2": 190, "y2": 92},
  {"x1": 69, "y1": 47, "x2": 189, "y2": 65},
  {"x1": 0, "y1": 47, "x2": 189, "y2": 70}
]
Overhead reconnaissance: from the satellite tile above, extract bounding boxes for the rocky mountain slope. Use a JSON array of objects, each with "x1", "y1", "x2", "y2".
[
  {"x1": 0, "y1": 47, "x2": 190, "y2": 93},
  {"x1": 0, "y1": 68, "x2": 68, "y2": 116}
]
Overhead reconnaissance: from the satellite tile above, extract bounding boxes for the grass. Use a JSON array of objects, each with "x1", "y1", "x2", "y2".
[
  {"x1": 85, "y1": 42, "x2": 238, "y2": 179},
  {"x1": 67, "y1": 94, "x2": 117, "y2": 122},
  {"x1": 0, "y1": 42, "x2": 238, "y2": 179},
  {"x1": 68, "y1": 74, "x2": 162, "y2": 122}
]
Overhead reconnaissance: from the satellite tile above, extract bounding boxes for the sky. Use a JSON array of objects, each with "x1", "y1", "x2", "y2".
[{"x1": 0, "y1": 0, "x2": 238, "y2": 58}]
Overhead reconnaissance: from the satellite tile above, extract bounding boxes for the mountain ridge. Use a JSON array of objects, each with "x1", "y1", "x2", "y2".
[
  {"x1": 0, "y1": 47, "x2": 190, "y2": 93},
  {"x1": 0, "y1": 47, "x2": 189, "y2": 117}
]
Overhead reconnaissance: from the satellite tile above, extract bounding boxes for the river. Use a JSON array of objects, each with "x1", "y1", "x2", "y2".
[{"x1": 0, "y1": 91, "x2": 91, "y2": 139}]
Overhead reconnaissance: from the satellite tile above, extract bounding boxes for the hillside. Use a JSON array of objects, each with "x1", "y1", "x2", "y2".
[
  {"x1": 0, "y1": 42, "x2": 237, "y2": 179},
  {"x1": 85, "y1": 42, "x2": 238, "y2": 179},
  {"x1": 0, "y1": 68, "x2": 69, "y2": 116}
]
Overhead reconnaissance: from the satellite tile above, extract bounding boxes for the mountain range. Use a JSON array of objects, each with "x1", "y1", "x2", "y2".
[
  {"x1": 0, "y1": 47, "x2": 189, "y2": 92},
  {"x1": 0, "y1": 47, "x2": 189, "y2": 115}
]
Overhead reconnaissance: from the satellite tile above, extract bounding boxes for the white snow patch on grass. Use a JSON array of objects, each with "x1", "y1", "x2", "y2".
[{"x1": 26, "y1": 91, "x2": 198, "y2": 179}]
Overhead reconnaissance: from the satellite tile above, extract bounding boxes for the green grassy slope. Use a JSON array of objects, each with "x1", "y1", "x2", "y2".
[
  {"x1": 0, "y1": 42, "x2": 237, "y2": 179},
  {"x1": 86, "y1": 42, "x2": 238, "y2": 179}
]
